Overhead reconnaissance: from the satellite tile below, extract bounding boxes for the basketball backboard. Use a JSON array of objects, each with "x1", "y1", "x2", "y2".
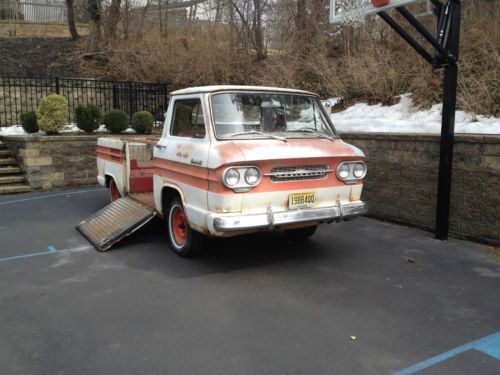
[{"x1": 329, "y1": 0, "x2": 426, "y2": 25}]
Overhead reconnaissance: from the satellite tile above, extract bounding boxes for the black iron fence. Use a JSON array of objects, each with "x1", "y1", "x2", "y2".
[{"x1": 0, "y1": 77, "x2": 168, "y2": 127}]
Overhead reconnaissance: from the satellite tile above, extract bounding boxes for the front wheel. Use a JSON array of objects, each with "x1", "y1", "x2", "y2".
[
  {"x1": 167, "y1": 197, "x2": 204, "y2": 257},
  {"x1": 285, "y1": 225, "x2": 317, "y2": 241}
]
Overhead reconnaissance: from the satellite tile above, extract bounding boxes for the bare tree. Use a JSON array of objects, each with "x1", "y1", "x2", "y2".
[
  {"x1": 87, "y1": 0, "x2": 102, "y2": 49},
  {"x1": 105, "y1": 0, "x2": 122, "y2": 39},
  {"x1": 66, "y1": 0, "x2": 79, "y2": 40}
]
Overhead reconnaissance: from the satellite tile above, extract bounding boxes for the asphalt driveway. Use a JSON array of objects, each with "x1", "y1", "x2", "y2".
[{"x1": 0, "y1": 188, "x2": 499, "y2": 374}]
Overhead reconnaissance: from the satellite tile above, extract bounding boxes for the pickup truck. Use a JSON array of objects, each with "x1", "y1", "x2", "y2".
[{"x1": 82, "y1": 86, "x2": 367, "y2": 257}]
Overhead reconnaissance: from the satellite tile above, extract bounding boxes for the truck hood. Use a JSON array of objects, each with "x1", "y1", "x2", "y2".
[{"x1": 208, "y1": 138, "x2": 364, "y2": 169}]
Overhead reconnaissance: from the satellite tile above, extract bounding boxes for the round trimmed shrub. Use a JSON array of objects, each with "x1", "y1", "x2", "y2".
[
  {"x1": 103, "y1": 109, "x2": 129, "y2": 133},
  {"x1": 132, "y1": 111, "x2": 153, "y2": 134},
  {"x1": 37, "y1": 94, "x2": 68, "y2": 135},
  {"x1": 20, "y1": 112, "x2": 39, "y2": 133},
  {"x1": 75, "y1": 104, "x2": 101, "y2": 133}
]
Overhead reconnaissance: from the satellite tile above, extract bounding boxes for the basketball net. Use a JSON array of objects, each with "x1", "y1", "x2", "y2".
[{"x1": 335, "y1": 0, "x2": 371, "y2": 26}]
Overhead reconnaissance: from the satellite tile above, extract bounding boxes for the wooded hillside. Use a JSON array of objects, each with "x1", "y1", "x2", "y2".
[{"x1": 14, "y1": 0, "x2": 500, "y2": 115}]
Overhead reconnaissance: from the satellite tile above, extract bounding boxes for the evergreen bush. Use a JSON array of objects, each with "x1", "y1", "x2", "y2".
[
  {"x1": 20, "y1": 112, "x2": 39, "y2": 134},
  {"x1": 131, "y1": 111, "x2": 153, "y2": 134},
  {"x1": 75, "y1": 104, "x2": 101, "y2": 133},
  {"x1": 103, "y1": 109, "x2": 128, "y2": 133},
  {"x1": 37, "y1": 94, "x2": 68, "y2": 135}
]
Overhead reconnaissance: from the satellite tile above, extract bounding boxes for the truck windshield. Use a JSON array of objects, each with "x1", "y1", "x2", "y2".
[{"x1": 211, "y1": 92, "x2": 336, "y2": 140}]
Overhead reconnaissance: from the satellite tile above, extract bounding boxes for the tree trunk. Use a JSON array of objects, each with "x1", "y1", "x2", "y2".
[
  {"x1": 66, "y1": 0, "x2": 79, "y2": 40},
  {"x1": 253, "y1": 0, "x2": 265, "y2": 60},
  {"x1": 105, "y1": 0, "x2": 122, "y2": 40},
  {"x1": 87, "y1": 0, "x2": 102, "y2": 49}
]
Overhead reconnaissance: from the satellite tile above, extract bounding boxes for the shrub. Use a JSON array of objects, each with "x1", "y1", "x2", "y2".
[
  {"x1": 103, "y1": 109, "x2": 129, "y2": 133},
  {"x1": 37, "y1": 94, "x2": 68, "y2": 135},
  {"x1": 131, "y1": 111, "x2": 153, "y2": 134},
  {"x1": 75, "y1": 104, "x2": 101, "y2": 133},
  {"x1": 20, "y1": 112, "x2": 39, "y2": 134}
]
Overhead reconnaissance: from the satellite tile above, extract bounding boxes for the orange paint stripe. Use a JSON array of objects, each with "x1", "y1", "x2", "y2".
[
  {"x1": 97, "y1": 146, "x2": 124, "y2": 164},
  {"x1": 154, "y1": 157, "x2": 361, "y2": 195},
  {"x1": 154, "y1": 159, "x2": 209, "y2": 190}
]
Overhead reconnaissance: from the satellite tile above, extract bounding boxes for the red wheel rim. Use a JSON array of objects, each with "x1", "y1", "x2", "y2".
[
  {"x1": 110, "y1": 182, "x2": 120, "y2": 201},
  {"x1": 171, "y1": 206, "x2": 187, "y2": 246}
]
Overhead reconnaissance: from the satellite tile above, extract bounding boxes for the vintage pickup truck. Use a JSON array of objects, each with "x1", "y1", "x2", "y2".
[{"x1": 77, "y1": 86, "x2": 367, "y2": 256}]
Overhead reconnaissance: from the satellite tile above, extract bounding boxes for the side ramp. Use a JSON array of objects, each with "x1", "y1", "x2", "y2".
[{"x1": 76, "y1": 196, "x2": 157, "y2": 251}]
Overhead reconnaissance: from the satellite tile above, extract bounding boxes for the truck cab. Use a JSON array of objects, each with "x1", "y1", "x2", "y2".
[{"x1": 95, "y1": 86, "x2": 367, "y2": 256}]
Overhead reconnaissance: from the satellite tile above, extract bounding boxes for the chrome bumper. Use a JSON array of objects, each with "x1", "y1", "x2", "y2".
[{"x1": 212, "y1": 202, "x2": 367, "y2": 233}]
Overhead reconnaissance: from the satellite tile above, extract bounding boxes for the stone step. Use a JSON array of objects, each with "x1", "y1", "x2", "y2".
[
  {"x1": 0, "y1": 150, "x2": 11, "y2": 157},
  {"x1": 0, "y1": 184, "x2": 32, "y2": 194},
  {"x1": 0, "y1": 175, "x2": 25, "y2": 185},
  {"x1": 0, "y1": 166, "x2": 21, "y2": 175},
  {"x1": 0, "y1": 157, "x2": 16, "y2": 166}
]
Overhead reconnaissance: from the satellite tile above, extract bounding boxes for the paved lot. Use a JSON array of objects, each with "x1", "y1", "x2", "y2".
[{"x1": 0, "y1": 188, "x2": 499, "y2": 375}]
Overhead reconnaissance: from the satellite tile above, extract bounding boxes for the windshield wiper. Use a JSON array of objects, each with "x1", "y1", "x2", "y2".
[
  {"x1": 286, "y1": 128, "x2": 334, "y2": 141},
  {"x1": 228, "y1": 130, "x2": 287, "y2": 142}
]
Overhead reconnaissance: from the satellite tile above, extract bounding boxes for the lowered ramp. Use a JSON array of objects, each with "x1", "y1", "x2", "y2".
[{"x1": 76, "y1": 196, "x2": 157, "y2": 251}]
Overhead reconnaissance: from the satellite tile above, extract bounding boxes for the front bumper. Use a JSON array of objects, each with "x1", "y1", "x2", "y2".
[{"x1": 212, "y1": 202, "x2": 367, "y2": 233}]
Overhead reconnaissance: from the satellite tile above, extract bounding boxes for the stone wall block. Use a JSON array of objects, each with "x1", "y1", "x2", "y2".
[{"x1": 483, "y1": 156, "x2": 500, "y2": 171}]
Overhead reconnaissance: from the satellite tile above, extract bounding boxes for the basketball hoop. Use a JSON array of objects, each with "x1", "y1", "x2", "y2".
[
  {"x1": 329, "y1": 0, "x2": 426, "y2": 25},
  {"x1": 329, "y1": 0, "x2": 464, "y2": 241}
]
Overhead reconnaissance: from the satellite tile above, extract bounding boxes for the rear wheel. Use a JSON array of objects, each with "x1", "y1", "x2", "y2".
[
  {"x1": 109, "y1": 179, "x2": 120, "y2": 202},
  {"x1": 285, "y1": 225, "x2": 318, "y2": 241},
  {"x1": 167, "y1": 197, "x2": 204, "y2": 257}
]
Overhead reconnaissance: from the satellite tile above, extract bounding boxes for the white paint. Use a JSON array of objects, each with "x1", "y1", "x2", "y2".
[{"x1": 171, "y1": 85, "x2": 316, "y2": 96}]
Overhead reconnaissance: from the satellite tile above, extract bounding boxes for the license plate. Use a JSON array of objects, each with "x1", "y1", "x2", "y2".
[{"x1": 289, "y1": 192, "x2": 316, "y2": 209}]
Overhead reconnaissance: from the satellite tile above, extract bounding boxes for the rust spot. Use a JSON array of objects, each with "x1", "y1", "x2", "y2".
[{"x1": 176, "y1": 143, "x2": 195, "y2": 159}]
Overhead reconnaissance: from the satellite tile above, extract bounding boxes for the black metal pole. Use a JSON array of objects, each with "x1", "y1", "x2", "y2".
[
  {"x1": 378, "y1": 11, "x2": 434, "y2": 65},
  {"x1": 396, "y1": 6, "x2": 457, "y2": 66},
  {"x1": 435, "y1": 0, "x2": 461, "y2": 240}
]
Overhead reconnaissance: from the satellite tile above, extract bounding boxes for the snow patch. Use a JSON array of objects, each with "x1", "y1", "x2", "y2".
[
  {"x1": 0, "y1": 124, "x2": 136, "y2": 136},
  {"x1": 324, "y1": 94, "x2": 500, "y2": 134}
]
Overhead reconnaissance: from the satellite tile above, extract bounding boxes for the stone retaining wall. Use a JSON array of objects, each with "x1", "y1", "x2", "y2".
[
  {"x1": 0, "y1": 134, "x2": 141, "y2": 191},
  {"x1": 2, "y1": 132, "x2": 499, "y2": 245},
  {"x1": 341, "y1": 133, "x2": 500, "y2": 245}
]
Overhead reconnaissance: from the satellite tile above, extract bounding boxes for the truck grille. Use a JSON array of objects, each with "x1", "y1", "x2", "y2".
[{"x1": 266, "y1": 165, "x2": 332, "y2": 182}]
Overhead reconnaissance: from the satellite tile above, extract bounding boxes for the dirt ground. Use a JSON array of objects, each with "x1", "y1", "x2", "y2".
[{"x1": 0, "y1": 37, "x2": 82, "y2": 78}]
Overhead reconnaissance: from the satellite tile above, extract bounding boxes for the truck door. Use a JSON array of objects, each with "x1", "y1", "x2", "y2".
[{"x1": 153, "y1": 94, "x2": 210, "y2": 228}]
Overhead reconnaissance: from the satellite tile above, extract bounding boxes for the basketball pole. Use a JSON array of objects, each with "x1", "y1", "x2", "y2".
[
  {"x1": 375, "y1": 0, "x2": 462, "y2": 241},
  {"x1": 435, "y1": 0, "x2": 461, "y2": 240}
]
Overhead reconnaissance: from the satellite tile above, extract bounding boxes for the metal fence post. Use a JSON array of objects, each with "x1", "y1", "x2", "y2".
[
  {"x1": 112, "y1": 83, "x2": 118, "y2": 109},
  {"x1": 128, "y1": 81, "x2": 133, "y2": 120},
  {"x1": 55, "y1": 77, "x2": 60, "y2": 94}
]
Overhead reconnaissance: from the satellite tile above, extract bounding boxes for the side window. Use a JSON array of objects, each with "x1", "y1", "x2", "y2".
[{"x1": 170, "y1": 99, "x2": 206, "y2": 138}]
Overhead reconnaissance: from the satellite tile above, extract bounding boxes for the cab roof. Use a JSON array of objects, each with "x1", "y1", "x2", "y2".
[{"x1": 170, "y1": 85, "x2": 318, "y2": 96}]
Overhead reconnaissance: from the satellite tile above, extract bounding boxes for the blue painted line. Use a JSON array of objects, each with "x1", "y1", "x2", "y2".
[
  {"x1": 0, "y1": 188, "x2": 106, "y2": 206},
  {"x1": 0, "y1": 250, "x2": 57, "y2": 262},
  {"x1": 392, "y1": 331, "x2": 500, "y2": 375},
  {"x1": 0, "y1": 244, "x2": 94, "y2": 263}
]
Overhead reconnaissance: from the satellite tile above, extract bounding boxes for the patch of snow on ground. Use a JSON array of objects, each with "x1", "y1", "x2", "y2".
[
  {"x1": 0, "y1": 124, "x2": 136, "y2": 135},
  {"x1": 326, "y1": 94, "x2": 500, "y2": 134}
]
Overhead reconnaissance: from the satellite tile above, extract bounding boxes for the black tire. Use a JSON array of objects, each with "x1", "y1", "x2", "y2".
[
  {"x1": 167, "y1": 197, "x2": 204, "y2": 257},
  {"x1": 285, "y1": 225, "x2": 318, "y2": 241}
]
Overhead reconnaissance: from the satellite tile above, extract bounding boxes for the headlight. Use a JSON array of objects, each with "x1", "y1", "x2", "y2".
[
  {"x1": 244, "y1": 167, "x2": 261, "y2": 185},
  {"x1": 224, "y1": 168, "x2": 240, "y2": 186},
  {"x1": 222, "y1": 166, "x2": 261, "y2": 191},
  {"x1": 337, "y1": 161, "x2": 367, "y2": 183},
  {"x1": 337, "y1": 164, "x2": 350, "y2": 179},
  {"x1": 353, "y1": 163, "x2": 366, "y2": 178}
]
